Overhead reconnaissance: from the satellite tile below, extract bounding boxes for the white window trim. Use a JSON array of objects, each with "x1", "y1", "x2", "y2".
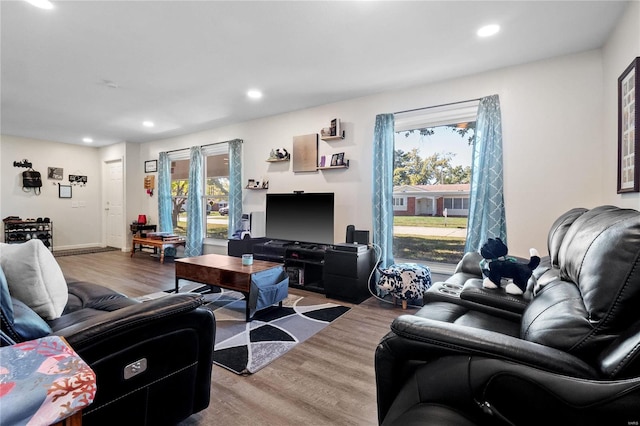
[{"x1": 394, "y1": 100, "x2": 479, "y2": 133}]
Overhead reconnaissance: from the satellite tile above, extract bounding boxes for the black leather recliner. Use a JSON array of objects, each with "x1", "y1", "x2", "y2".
[
  {"x1": 2, "y1": 279, "x2": 215, "y2": 426},
  {"x1": 376, "y1": 205, "x2": 640, "y2": 425}
]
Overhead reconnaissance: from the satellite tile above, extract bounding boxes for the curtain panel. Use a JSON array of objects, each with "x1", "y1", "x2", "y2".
[
  {"x1": 228, "y1": 139, "x2": 243, "y2": 239},
  {"x1": 157, "y1": 152, "x2": 173, "y2": 234},
  {"x1": 465, "y1": 94, "x2": 507, "y2": 252},
  {"x1": 185, "y1": 146, "x2": 203, "y2": 257},
  {"x1": 372, "y1": 113, "x2": 395, "y2": 268}
]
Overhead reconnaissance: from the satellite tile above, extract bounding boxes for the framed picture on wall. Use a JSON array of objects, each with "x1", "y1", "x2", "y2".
[
  {"x1": 144, "y1": 160, "x2": 158, "y2": 173},
  {"x1": 58, "y1": 184, "x2": 72, "y2": 199},
  {"x1": 617, "y1": 57, "x2": 639, "y2": 193}
]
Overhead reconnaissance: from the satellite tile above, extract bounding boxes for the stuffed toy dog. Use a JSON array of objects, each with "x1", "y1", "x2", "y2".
[{"x1": 479, "y1": 237, "x2": 540, "y2": 295}]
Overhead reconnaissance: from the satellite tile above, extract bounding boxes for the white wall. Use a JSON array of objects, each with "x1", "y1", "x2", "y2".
[
  {"x1": 3, "y1": 6, "x2": 636, "y2": 258},
  {"x1": 0, "y1": 135, "x2": 102, "y2": 249},
  {"x1": 602, "y1": 0, "x2": 640, "y2": 210},
  {"x1": 136, "y1": 49, "x2": 605, "y2": 258}
]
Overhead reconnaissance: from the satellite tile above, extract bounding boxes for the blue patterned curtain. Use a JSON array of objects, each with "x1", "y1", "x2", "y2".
[
  {"x1": 157, "y1": 152, "x2": 173, "y2": 233},
  {"x1": 372, "y1": 114, "x2": 395, "y2": 268},
  {"x1": 465, "y1": 94, "x2": 506, "y2": 252},
  {"x1": 185, "y1": 146, "x2": 203, "y2": 256},
  {"x1": 228, "y1": 139, "x2": 243, "y2": 238}
]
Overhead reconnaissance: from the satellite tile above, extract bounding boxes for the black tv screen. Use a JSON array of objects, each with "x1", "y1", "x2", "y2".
[{"x1": 265, "y1": 192, "x2": 334, "y2": 245}]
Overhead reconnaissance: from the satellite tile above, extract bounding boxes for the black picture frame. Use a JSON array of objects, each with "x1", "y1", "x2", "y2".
[
  {"x1": 58, "y1": 184, "x2": 72, "y2": 198},
  {"x1": 330, "y1": 154, "x2": 338, "y2": 167},
  {"x1": 144, "y1": 160, "x2": 158, "y2": 173},
  {"x1": 617, "y1": 57, "x2": 639, "y2": 193}
]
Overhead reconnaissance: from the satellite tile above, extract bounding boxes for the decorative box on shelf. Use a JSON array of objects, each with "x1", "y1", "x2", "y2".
[
  {"x1": 320, "y1": 118, "x2": 345, "y2": 141},
  {"x1": 246, "y1": 179, "x2": 269, "y2": 190},
  {"x1": 266, "y1": 148, "x2": 290, "y2": 162}
]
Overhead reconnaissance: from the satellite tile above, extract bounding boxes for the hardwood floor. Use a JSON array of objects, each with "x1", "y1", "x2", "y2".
[{"x1": 57, "y1": 251, "x2": 445, "y2": 426}]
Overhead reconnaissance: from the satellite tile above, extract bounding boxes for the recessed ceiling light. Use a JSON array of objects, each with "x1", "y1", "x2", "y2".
[
  {"x1": 143, "y1": 121, "x2": 155, "y2": 128},
  {"x1": 82, "y1": 137, "x2": 93, "y2": 143},
  {"x1": 477, "y1": 24, "x2": 500, "y2": 38},
  {"x1": 247, "y1": 90, "x2": 263, "y2": 100},
  {"x1": 24, "y1": 0, "x2": 54, "y2": 9}
]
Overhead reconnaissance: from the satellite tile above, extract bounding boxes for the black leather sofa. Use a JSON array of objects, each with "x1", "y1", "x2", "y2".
[
  {"x1": 375, "y1": 205, "x2": 640, "y2": 425},
  {"x1": 2, "y1": 278, "x2": 215, "y2": 425}
]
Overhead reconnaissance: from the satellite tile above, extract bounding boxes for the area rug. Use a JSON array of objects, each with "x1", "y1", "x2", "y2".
[
  {"x1": 53, "y1": 246, "x2": 119, "y2": 257},
  {"x1": 138, "y1": 283, "x2": 350, "y2": 375}
]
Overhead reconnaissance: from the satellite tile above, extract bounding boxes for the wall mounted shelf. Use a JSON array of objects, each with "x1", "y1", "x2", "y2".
[
  {"x1": 318, "y1": 160, "x2": 349, "y2": 170},
  {"x1": 266, "y1": 158, "x2": 289, "y2": 162},
  {"x1": 320, "y1": 130, "x2": 345, "y2": 141},
  {"x1": 245, "y1": 186, "x2": 268, "y2": 190}
]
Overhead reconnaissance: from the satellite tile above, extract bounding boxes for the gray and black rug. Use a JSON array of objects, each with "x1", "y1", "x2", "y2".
[
  {"x1": 208, "y1": 289, "x2": 349, "y2": 375},
  {"x1": 139, "y1": 283, "x2": 350, "y2": 375}
]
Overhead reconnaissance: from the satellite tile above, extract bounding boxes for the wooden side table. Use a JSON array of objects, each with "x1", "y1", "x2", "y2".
[
  {"x1": 131, "y1": 236, "x2": 186, "y2": 263},
  {"x1": 0, "y1": 336, "x2": 96, "y2": 425}
]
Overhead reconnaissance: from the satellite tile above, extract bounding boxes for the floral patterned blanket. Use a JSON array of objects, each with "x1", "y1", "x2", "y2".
[{"x1": 0, "y1": 335, "x2": 96, "y2": 426}]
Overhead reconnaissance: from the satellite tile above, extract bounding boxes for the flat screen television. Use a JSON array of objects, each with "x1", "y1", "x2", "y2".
[{"x1": 265, "y1": 192, "x2": 334, "y2": 245}]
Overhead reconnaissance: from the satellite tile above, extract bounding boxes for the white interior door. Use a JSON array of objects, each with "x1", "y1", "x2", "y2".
[{"x1": 105, "y1": 160, "x2": 124, "y2": 249}]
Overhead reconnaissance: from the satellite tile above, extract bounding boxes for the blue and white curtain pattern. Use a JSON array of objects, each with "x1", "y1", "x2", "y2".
[
  {"x1": 185, "y1": 146, "x2": 203, "y2": 257},
  {"x1": 228, "y1": 139, "x2": 243, "y2": 239},
  {"x1": 372, "y1": 113, "x2": 395, "y2": 268},
  {"x1": 465, "y1": 94, "x2": 507, "y2": 253},
  {"x1": 157, "y1": 152, "x2": 173, "y2": 234}
]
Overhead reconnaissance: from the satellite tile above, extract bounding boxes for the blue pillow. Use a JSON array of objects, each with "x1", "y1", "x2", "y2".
[
  {"x1": 0, "y1": 266, "x2": 13, "y2": 322},
  {"x1": 0, "y1": 265, "x2": 51, "y2": 343},
  {"x1": 11, "y1": 297, "x2": 52, "y2": 341}
]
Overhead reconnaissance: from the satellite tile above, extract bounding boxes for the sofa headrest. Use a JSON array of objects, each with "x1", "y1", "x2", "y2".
[
  {"x1": 547, "y1": 207, "x2": 588, "y2": 267},
  {"x1": 522, "y1": 206, "x2": 640, "y2": 363},
  {"x1": 558, "y1": 205, "x2": 640, "y2": 331}
]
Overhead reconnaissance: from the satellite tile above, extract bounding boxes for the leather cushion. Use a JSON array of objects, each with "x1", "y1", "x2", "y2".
[
  {"x1": 558, "y1": 206, "x2": 640, "y2": 330},
  {"x1": 547, "y1": 207, "x2": 588, "y2": 267}
]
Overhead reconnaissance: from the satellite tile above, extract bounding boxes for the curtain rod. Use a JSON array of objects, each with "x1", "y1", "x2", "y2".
[
  {"x1": 394, "y1": 97, "x2": 482, "y2": 115},
  {"x1": 163, "y1": 138, "x2": 242, "y2": 154}
]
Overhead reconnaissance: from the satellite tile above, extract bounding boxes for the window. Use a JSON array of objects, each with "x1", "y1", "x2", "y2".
[
  {"x1": 443, "y1": 197, "x2": 470, "y2": 210},
  {"x1": 393, "y1": 197, "x2": 405, "y2": 206},
  {"x1": 168, "y1": 143, "x2": 230, "y2": 240},
  {"x1": 392, "y1": 100, "x2": 478, "y2": 264}
]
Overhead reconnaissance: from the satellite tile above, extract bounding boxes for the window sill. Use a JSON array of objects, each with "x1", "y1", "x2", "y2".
[{"x1": 204, "y1": 238, "x2": 227, "y2": 247}]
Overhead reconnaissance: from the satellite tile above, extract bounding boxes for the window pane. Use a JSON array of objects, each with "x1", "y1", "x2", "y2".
[
  {"x1": 205, "y1": 154, "x2": 229, "y2": 239},
  {"x1": 392, "y1": 121, "x2": 474, "y2": 264},
  {"x1": 170, "y1": 159, "x2": 190, "y2": 236}
]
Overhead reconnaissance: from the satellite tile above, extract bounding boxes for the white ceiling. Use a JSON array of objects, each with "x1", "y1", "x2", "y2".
[{"x1": 0, "y1": 0, "x2": 630, "y2": 147}]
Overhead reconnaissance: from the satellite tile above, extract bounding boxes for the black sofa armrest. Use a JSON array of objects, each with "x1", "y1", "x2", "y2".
[
  {"x1": 386, "y1": 314, "x2": 596, "y2": 378},
  {"x1": 54, "y1": 293, "x2": 206, "y2": 345},
  {"x1": 598, "y1": 319, "x2": 640, "y2": 379},
  {"x1": 376, "y1": 315, "x2": 598, "y2": 424},
  {"x1": 54, "y1": 293, "x2": 216, "y2": 425},
  {"x1": 459, "y1": 280, "x2": 530, "y2": 314}
]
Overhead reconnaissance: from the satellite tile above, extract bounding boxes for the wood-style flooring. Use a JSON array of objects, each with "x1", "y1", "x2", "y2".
[{"x1": 56, "y1": 251, "x2": 447, "y2": 426}]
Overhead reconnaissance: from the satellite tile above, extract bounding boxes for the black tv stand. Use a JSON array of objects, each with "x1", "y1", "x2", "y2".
[{"x1": 227, "y1": 238, "x2": 375, "y2": 303}]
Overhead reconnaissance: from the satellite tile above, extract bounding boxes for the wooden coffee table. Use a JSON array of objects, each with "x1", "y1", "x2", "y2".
[
  {"x1": 131, "y1": 236, "x2": 186, "y2": 264},
  {"x1": 175, "y1": 254, "x2": 285, "y2": 321}
]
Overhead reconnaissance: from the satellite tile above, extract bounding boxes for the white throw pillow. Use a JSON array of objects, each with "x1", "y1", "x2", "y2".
[{"x1": 0, "y1": 239, "x2": 68, "y2": 320}]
